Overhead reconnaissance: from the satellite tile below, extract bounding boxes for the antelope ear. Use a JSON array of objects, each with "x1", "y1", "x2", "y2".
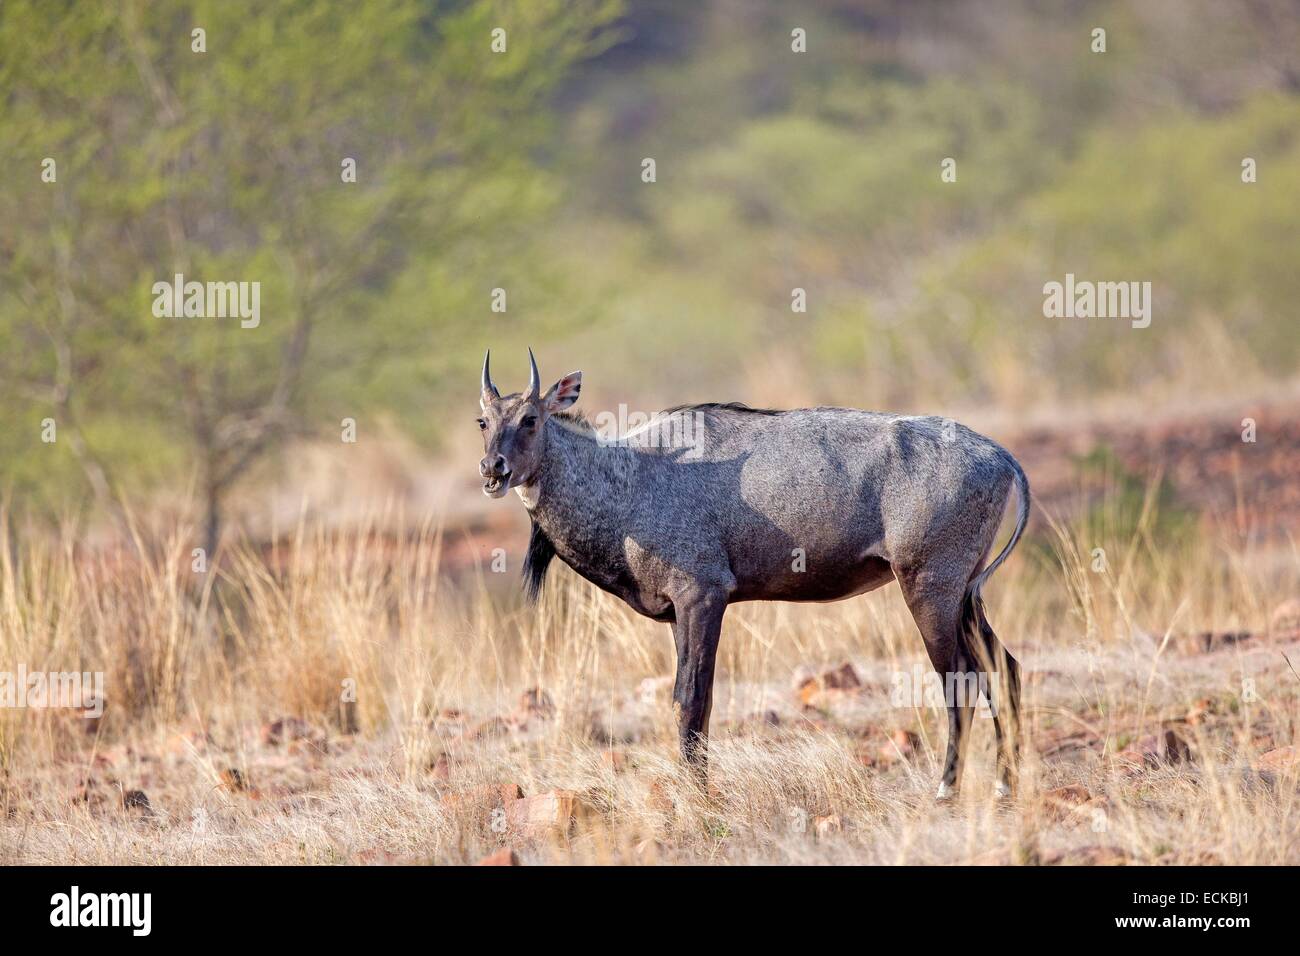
[{"x1": 542, "y1": 371, "x2": 582, "y2": 412}]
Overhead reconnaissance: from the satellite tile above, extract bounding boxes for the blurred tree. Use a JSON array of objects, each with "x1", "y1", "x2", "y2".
[{"x1": 0, "y1": 0, "x2": 618, "y2": 549}]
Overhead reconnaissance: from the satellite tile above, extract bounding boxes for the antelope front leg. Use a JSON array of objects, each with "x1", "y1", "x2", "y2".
[{"x1": 670, "y1": 593, "x2": 727, "y2": 777}]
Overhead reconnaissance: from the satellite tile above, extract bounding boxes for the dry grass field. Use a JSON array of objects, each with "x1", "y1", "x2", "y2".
[{"x1": 3, "y1": 447, "x2": 1299, "y2": 865}]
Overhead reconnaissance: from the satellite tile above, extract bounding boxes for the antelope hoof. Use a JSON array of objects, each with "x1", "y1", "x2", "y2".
[
  {"x1": 993, "y1": 780, "x2": 1013, "y2": 799},
  {"x1": 935, "y1": 780, "x2": 957, "y2": 802}
]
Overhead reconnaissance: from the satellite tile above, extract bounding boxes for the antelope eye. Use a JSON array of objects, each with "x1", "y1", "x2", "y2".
[
  {"x1": 476, "y1": 418, "x2": 488, "y2": 430},
  {"x1": 522, "y1": 415, "x2": 538, "y2": 429}
]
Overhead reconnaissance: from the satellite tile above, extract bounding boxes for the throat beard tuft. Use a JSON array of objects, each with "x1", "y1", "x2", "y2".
[{"x1": 522, "y1": 519, "x2": 556, "y2": 602}]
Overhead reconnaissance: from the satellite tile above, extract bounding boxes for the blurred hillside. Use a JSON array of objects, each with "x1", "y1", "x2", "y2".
[
  {"x1": 1, "y1": 0, "x2": 1297, "y2": 536},
  {"x1": 532, "y1": 0, "x2": 1299, "y2": 411}
]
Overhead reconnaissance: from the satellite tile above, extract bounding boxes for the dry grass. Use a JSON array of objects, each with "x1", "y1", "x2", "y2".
[{"x1": 1, "y1": 499, "x2": 1299, "y2": 865}]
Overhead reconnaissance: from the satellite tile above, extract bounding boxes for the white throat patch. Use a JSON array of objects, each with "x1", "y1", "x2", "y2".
[{"x1": 514, "y1": 482, "x2": 541, "y2": 510}]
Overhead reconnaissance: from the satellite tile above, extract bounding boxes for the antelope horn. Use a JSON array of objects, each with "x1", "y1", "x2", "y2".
[
  {"x1": 481, "y1": 349, "x2": 499, "y2": 398},
  {"x1": 526, "y1": 347, "x2": 540, "y2": 400},
  {"x1": 478, "y1": 348, "x2": 496, "y2": 400}
]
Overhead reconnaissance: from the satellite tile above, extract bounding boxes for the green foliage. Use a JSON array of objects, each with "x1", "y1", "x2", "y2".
[
  {"x1": 0, "y1": 0, "x2": 620, "y2": 518},
  {"x1": 537, "y1": 0, "x2": 1298, "y2": 411}
]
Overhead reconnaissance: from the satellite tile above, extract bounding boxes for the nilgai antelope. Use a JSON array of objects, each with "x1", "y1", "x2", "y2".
[{"x1": 476, "y1": 350, "x2": 1030, "y2": 799}]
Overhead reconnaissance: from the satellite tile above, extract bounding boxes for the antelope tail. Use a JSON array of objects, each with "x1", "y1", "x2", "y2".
[{"x1": 966, "y1": 456, "x2": 1030, "y2": 601}]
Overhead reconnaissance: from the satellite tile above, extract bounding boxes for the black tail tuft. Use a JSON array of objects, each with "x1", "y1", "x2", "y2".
[
  {"x1": 522, "y1": 520, "x2": 556, "y2": 603},
  {"x1": 959, "y1": 589, "x2": 1000, "y2": 678},
  {"x1": 959, "y1": 589, "x2": 1020, "y2": 723}
]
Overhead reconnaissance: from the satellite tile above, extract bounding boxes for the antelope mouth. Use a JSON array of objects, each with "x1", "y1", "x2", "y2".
[{"x1": 483, "y1": 471, "x2": 511, "y2": 497}]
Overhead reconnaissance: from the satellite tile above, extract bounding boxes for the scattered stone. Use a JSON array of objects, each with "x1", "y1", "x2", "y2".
[
  {"x1": 428, "y1": 753, "x2": 453, "y2": 781},
  {"x1": 1115, "y1": 728, "x2": 1191, "y2": 770},
  {"x1": 797, "y1": 678, "x2": 820, "y2": 707},
  {"x1": 1044, "y1": 784, "x2": 1092, "y2": 806},
  {"x1": 1156, "y1": 849, "x2": 1225, "y2": 866},
  {"x1": 601, "y1": 749, "x2": 628, "y2": 773},
  {"x1": 475, "y1": 848, "x2": 521, "y2": 866},
  {"x1": 122, "y1": 789, "x2": 152, "y2": 814},
  {"x1": 854, "y1": 728, "x2": 922, "y2": 768},
  {"x1": 1111, "y1": 749, "x2": 1148, "y2": 774},
  {"x1": 814, "y1": 814, "x2": 842, "y2": 840},
  {"x1": 1039, "y1": 844, "x2": 1130, "y2": 866},
  {"x1": 92, "y1": 744, "x2": 130, "y2": 770},
  {"x1": 72, "y1": 778, "x2": 106, "y2": 808},
  {"x1": 262, "y1": 716, "x2": 314, "y2": 747},
  {"x1": 966, "y1": 840, "x2": 1039, "y2": 866},
  {"x1": 877, "y1": 729, "x2": 922, "y2": 765},
  {"x1": 1043, "y1": 785, "x2": 1109, "y2": 825},
  {"x1": 504, "y1": 789, "x2": 579, "y2": 835},
  {"x1": 442, "y1": 783, "x2": 524, "y2": 810},
  {"x1": 489, "y1": 782, "x2": 526, "y2": 804},
  {"x1": 1036, "y1": 729, "x2": 1101, "y2": 760},
  {"x1": 644, "y1": 781, "x2": 674, "y2": 813},
  {"x1": 1075, "y1": 797, "x2": 1110, "y2": 824},
  {"x1": 1257, "y1": 746, "x2": 1300, "y2": 773},
  {"x1": 518, "y1": 688, "x2": 555, "y2": 719},
  {"x1": 796, "y1": 662, "x2": 863, "y2": 706},
  {"x1": 823, "y1": 662, "x2": 862, "y2": 690},
  {"x1": 219, "y1": 767, "x2": 248, "y2": 792},
  {"x1": 1176, "y1": 630, "x2": 1256, "y2": 654},
  {"x1": 1184, "y1": 697, "x2": 1217, "y2": 726},
  {"x1": 1162, "y1": 726, "x2": 1192, "y2": 763},
  {"x1": 790, "y1": 665, "x2": 815, "y2": 693}
]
